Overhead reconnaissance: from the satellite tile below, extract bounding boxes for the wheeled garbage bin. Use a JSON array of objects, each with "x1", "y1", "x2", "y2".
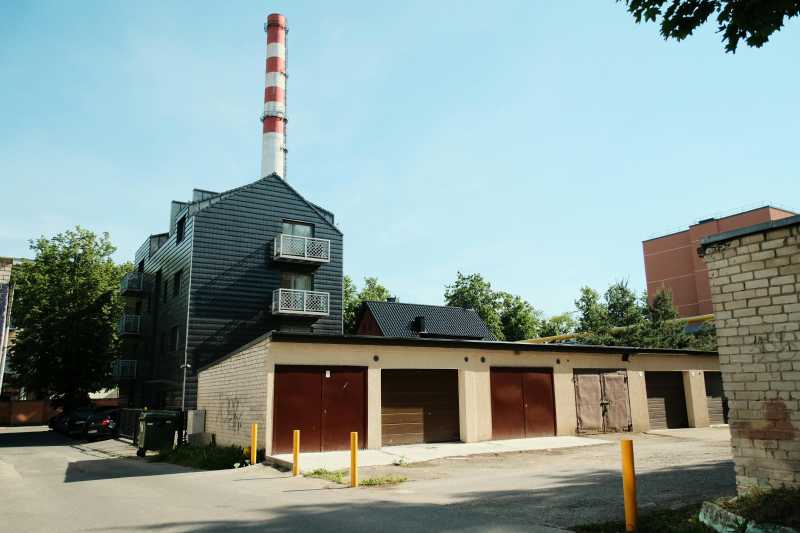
[{"x1": 136, "y1": 410, "x2": 179, "y2": 457}]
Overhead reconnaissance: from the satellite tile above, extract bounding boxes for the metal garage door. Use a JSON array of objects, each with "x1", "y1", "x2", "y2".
[
  {"x1": 272, "y1": 365, "x2": 366, "y2": 454},
  {"x1": 574, "y1": 370, "x2": 632, "y2": 434},
  {"x1": 704, "y1": 371, "x2": 727, "y2": 425},
  {"x1": 381, "y1": 370, "x2": 460, "y2": 446},
  {"x1": 490, "y1": 368, "x2": 556, "y2": 439},
  {"x1": 645, "y1": 371, "x2": 689, "y2": 429}
]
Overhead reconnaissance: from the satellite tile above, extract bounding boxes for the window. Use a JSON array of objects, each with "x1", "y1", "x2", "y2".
[
  {"x1": 137, "y1": 259, "x2": 145, "y2": 273},
  {"x1": 173, "y1": 270, "x2": 182, "y2": 297},
  {"x1": 163, "y1": 279, "x2": 169, "y2": 303},
  {"x1": 170, "y1": 326, "x2": 181, "y2": 351},
  {"x1": 282, "y1": 221, "x2": 313, "y2": 238},
  {"x1": 281, "y1": 272, "x2": 312, "y2": 291},
  {"x1": 176, "y1": 216, "x2": 186, "y2": 244}
]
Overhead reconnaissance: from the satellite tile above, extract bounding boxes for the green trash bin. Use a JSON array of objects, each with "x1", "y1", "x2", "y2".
[{"x1": 136, "y1": 410, "x2": 179, "y2": 457}]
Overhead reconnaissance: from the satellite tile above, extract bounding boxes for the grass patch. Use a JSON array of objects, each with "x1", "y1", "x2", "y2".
[
  {"x1": 719, "y1": 487, "x2": 800, "y2": 529},
  {"x1": 152, "y1": 444, "x2": 254, "y2": 470},
  {"x1": 303, "y1": 469, "x2": 407, "y2": 487},
  {"x1": 573, "y1": 504, "x2": 713, "y2": 533},
  {"x1": 304, "y1": 468, "x2": 347, "y2": 484},
  {"x1": 361, "y1": 474, "x2": 407, "y2": 486}
]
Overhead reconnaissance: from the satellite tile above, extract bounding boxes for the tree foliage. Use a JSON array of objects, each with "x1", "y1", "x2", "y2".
[
  {"x1": 621, "y1": 0, "x2": 800, "y2": 52},
  {"x1": 444, "y1": 272, "x2": 543, "y2": 341},
  {"x1": 573, "y1": 280, "x2": 716, "y2": 350},
  {"x1": 10, "y1": 227, "x2": 130, "y2": 408},
  {"x1": 343, "y1": 276, "x2": 393, "y2": 334},
  {"x1": 539, "y1": 312, "x2": 578, "y2": 338}
]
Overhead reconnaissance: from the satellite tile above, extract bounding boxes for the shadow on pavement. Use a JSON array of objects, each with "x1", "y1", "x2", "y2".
[
  {"x1": 0, "y1": 428, "x2": 74, "y2": 448},
  {"x1": 91, "y1": 460, "x2": 735, "y2": 532},
  {"x1": 64, "y1": 457, "x2": 194, "y2": 483}
]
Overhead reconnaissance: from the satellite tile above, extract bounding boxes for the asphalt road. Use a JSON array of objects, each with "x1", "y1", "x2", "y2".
[{"x1": 0, "y1": 426, "x2": 735, "y2": 532}]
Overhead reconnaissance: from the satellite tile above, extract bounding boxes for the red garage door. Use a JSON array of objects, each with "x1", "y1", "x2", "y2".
[
  {"x1": 273, "y1": 365, "x2": 366, "y2": 454},
  {"x1": 490, "y1": 368, "x2": 556, "y2": 439}
]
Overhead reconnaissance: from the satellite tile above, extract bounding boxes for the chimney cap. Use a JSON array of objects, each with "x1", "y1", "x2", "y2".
[{"x1": 267, "y1": 13, "x2": 286, "y2": 26}]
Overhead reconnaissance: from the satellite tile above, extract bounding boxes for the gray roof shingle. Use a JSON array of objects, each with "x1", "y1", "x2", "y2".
[{"x1": 360, "y1": 301, "x2": 495, "y2": 340}]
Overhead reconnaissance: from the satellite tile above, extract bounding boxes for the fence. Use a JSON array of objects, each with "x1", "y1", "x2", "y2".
[
  {"x1": 0, "y1": 400, "x2": 60, "y2": 426},
  {"x1": 118, "y1": 408, "x2": 142, "y2": 441}
]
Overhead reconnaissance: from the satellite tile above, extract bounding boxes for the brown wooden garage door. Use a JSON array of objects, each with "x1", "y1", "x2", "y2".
[
  {"x1": 490, "y1": 368, "x2": 556, "y2": 439},
  {"x1": 645, "y1": 371, "x2": 689, "y2": 429},
  {"x1": 704, "y1": 371, "x2": 727, "y2": 425},
  {"x1": 273, "y1": 365, "x2": 366, "y2": 454},
  {"x1": 381, "y1": 370, "x2": 459, "y2": 446},
  {"x1": 574, "y1": 370, "x2": 632, "y2": 434}
]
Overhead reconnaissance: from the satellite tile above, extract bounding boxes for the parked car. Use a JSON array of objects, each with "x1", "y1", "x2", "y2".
[
  {"x1": 49, "y1": 412, "x2": 69, "y2": 433},
  {"x1": 62, "y1": 407, "x2": 97, "y2": 437},
  {"x1": 82, "y1": 409, "x2": 120, "y2": 441}
]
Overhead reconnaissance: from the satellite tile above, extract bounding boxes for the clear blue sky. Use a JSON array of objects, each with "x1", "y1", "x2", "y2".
[{"x1": 1, "y1": 1, "x2": 798, "y2": 316}]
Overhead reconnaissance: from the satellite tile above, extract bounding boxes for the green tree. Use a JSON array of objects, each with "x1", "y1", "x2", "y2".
[
  {"x1": 444, "y1": 272, "x2": 504, "y2": 340},
  {"x1": 539, "y1": 312, "x2": 577, "y2": 338},
  {"x1": 343, "y1": 276, "x2": 393, "y2": 334},
  {"x1": 10, "y1": 227, "x2": 129, "y2": 409},
  {"x1": 575, "y1": 287, "x2": 612, "y2": 343},
  {"x1": 621, "y1": 0, "x2": 800, "y2": 52},
  {"x1": 498, "y1": 292, "x2": 541, "y2": 342}
]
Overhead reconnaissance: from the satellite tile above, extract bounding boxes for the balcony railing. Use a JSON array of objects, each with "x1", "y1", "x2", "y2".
[
  {"x1": 118, "y1": 315, "x2": 142, "y2": 336},
  {"x1": 112, "y1": 359, "x2": 137, "y2": 379},
  {"x1": 120, "y1": 272, "x2": 144, "y2": 293},
  {"x1": 271, "y1": 288, "x2": 330, "y2": 317},
  {"x1": 273, "y1": 234, "x2": 331, "y2": 263}
]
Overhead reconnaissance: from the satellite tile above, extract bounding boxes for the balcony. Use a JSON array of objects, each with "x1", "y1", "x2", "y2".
[
  {"x1": 273, "y1": 234, "x2": 331, "y2": 263},
  {"x1": 272, "y1": 288, "x2": 330, "y2": 317},
  {"x1": 120, "y1": 272, "x2": 144, "y2": 295},
  {"x1": 118, "y1": 315, "x2": 142, "y2": 336},
  {"x1": 112, "y1": 359, "x2": 137, "y2": 379}
]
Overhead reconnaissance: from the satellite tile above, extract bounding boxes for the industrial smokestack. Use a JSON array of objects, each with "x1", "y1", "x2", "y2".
[{"x1": 261, "y1": 13, "x2": 287, "y2": 178}]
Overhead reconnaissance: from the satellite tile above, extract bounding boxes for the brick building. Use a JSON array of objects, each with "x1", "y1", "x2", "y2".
[
  {"x1": 644, "y1": 206, "x2": 795, "y2": 317},
  {"x1": 700, "y1": 215, "x2": 800, "y2": 491}
]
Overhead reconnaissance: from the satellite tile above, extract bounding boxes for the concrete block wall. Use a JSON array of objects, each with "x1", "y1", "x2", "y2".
[
  {"x1": 703, "y1": 224, "x2": 800, "y2": 491},
  {"x1": 196, "y1": 339, "x2": 268, "y2": 450}
]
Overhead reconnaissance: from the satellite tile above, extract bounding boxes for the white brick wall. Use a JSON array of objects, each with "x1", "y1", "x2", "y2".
[
  {"x1": 197, "y1": 338, "x2": 269, "y2": 450},
  {"x1": 703, "y1": 224, "x2": 800, "y2": 491}
]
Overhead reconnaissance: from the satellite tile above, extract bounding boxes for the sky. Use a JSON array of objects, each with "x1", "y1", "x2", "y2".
[{"x1": 1, "y1": 1, "x2": 798, "y2": 317}]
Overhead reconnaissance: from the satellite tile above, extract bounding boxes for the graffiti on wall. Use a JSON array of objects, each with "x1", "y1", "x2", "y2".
[{"x1": 216, "y1": 392, "x2": 243, "y2": 433}]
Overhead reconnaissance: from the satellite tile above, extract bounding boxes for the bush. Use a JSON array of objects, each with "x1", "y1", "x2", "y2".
[{"x1": 152, "y1": 444, "x2": 260, "y2": 470}]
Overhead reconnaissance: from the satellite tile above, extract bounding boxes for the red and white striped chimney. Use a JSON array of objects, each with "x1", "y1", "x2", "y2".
[{"x1": 261, "y1": 13, "x2": 287, "y2": 178}]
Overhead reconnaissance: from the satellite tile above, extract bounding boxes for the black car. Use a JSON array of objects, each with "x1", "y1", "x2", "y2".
[
  {"x1": 82, "y1": 409, "x2": 120, "y2": 441},
  {"x1": 62, "y1": 407, "x2": 97, "y2": 437},
  {"x1": 49, "y1": 412, "x2": 68, "y2": 433}
]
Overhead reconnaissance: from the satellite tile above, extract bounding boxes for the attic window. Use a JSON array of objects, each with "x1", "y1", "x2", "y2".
[
  {"x1": 176, "y1": 216, "x2": 186, "y2": 244},
  {"x1": 414, "y1": 316, "x2": 427, "y2": 333}
]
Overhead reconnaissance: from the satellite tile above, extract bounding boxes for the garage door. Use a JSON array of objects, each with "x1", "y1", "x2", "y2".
[
  {"x1": 704, "y1": 371, "x2": 727, "y2": 425},
  {"x1": 574, "y1": 370, "x2": 632, "y2": 433},
  {"x1": 273, "y1": 366, "x2": 366, "y2": 454},
  {"x1": 645, "y1": 372, "x2": 689, "y2": 429},
  {"x1": 490, "y1": 368, "x2": 556, "y2": 439},
  {"x1": 381, "y1": 370, "x2": 459, "y2": 446}
]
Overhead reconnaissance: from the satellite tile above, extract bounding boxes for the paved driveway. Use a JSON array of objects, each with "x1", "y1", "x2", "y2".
[{"x1": 0, "y1": 426, "x2": 735, "y2": 532}]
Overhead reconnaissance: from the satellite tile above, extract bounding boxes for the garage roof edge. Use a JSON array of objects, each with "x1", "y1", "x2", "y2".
[{"x1": 266, "y1": 332, "x2": 718, "y2": 356}]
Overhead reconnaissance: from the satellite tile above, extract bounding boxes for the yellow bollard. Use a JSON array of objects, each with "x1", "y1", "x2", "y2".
[
  {"x1": 621, "y1": 439, "x2": 638, "y2": 532},
  {"x1": 250, "y1": 423, "x2": 258, "y2": 466},
  {"x1": 292, "y1": 429, "x2": 300, "y2": 476},
  {"x1": 350, "y1": 432, "x2": 358, "y2": 487}
]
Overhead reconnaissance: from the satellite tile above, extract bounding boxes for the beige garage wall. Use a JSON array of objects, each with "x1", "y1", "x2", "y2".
[
  {"x1": 259, "y1": 340, "x2": 720, "y2": 454},
  {"x1": 197, "y1": 338, "x2": 269, "y2": 450}
]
